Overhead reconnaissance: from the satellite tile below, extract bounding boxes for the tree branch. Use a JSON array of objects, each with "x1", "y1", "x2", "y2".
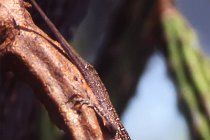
[{"x1": 0, "y1": 0, "x2": 107, "y2": 139}]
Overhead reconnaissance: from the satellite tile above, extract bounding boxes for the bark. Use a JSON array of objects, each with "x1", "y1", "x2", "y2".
[{"x1": 0, "y1": 0, "x2": 110, "y2": 139}]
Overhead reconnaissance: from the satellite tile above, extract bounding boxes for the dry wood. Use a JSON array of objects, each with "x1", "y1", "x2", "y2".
[{"x1": 0, "y1": 0, "x2": 109, "y2": 139}]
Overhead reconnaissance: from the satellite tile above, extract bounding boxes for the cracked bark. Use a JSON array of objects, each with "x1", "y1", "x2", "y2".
[{"x1": 0, "y1": 0, "x2": 109, "y2": 139}]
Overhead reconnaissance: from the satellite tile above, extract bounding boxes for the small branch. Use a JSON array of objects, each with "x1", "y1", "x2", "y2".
[{"x1": 160, "y1": 1, "x2": 210, "y2": 139}]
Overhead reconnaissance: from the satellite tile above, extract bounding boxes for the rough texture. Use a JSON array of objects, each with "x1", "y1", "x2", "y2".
[{"x1": 0, "y1": 0, "x2": 104, "y2": 139}]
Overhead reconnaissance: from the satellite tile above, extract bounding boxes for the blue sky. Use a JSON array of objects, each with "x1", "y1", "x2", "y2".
[
  {"x1": 122, "y1": 53, "x2": 189, "y2": 140},
  {"x1": 122, "y1": 0, "x2": 210, "y2": 139}
]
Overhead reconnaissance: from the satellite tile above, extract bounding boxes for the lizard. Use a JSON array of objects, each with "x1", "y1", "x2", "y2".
[{"x1": 29, "y1": 0, "x2": 131, "y2": 139}]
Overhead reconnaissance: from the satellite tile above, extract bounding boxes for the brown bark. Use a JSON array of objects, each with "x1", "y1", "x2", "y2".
[{"x1": 0, "y1": 0, "x2": 108, "y2": 139}]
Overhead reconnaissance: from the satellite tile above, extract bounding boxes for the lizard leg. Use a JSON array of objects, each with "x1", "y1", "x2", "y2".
[
  {"x1": 67, "y1": 96, "x2": 108, "y2": 124},
  {"x1": 66, "y1": 96, "x2": 120, "y2": 138}
]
